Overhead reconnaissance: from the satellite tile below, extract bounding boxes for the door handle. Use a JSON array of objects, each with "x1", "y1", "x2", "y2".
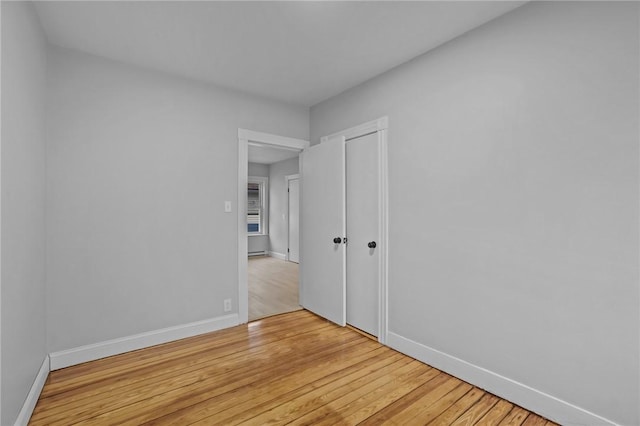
[
  {"x1": 333, "y1": 237, "x2": 342, "y2": 244},
  {"x1": 368, "y1": 241, "x2": 377, "y2": 249}
]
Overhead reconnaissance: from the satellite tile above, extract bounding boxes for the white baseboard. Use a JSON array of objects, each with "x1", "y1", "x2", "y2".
[
  {"x1": 50, "y1": 314, "x2": 239, "y2": 370},
  {"x1": 386, "y1": 332, "x2": 618, "y2": 426},
  {"x1": 14, "y1": 355, "x2": 50, "y2": 426},
  {"x1": 269, "y1": 251, "x2": 287, "y2": 261}
]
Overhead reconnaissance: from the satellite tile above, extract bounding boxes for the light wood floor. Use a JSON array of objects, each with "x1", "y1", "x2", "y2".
[
  {"x1": 31, "y1": 310, "x2": 555, "y2": 425},
  {"x1": 249, "y1": 255, "x2": 301, "y2": 321}
]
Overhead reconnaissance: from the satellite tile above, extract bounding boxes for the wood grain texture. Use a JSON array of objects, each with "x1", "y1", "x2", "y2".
[
  {"x1": 31, "y1": 310, "x2": 553, "y2": 425},
  {"x1": 249, "y1": 255, "x2": 301, "y2": 321}
]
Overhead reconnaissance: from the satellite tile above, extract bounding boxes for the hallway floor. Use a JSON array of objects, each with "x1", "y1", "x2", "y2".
[{"x1": 249, "y1": 255, "x2": 301, "y2": 321}]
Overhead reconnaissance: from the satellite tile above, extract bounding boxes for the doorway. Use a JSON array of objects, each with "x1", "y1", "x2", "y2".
[{"x1": 237, "y1": 129, "x2": 310, "y2": 324}]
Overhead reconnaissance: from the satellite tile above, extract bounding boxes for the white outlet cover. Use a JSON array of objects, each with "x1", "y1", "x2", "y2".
[{"x1": 224, "y1": 201, "x2": 232, "y2": 212}]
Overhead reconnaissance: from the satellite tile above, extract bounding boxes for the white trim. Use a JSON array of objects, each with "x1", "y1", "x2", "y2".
[
  {"x1": 297, "y1": 155, "x2": 305, "y2": 308},
  {"x1": 377, "y1": 128, "x2": 389, "y2": 345},
  {"x1": 49, "y1": 314, "x2": 239, "y2": 370},
  {"x1": 320, "y1": 117, "x2": 389, "y2": 343},
  {"x1": 14, "y1": 356, "x2": 49, "y2": 426},
  {"x1": 268, "y1": 251, "x2": 287, "y2": 261},
  {"x1": 238, "y1": 129, "x2": 309, "y2": 325},
  {"x1": 285, "y1": 174, "x2": 300, "y2": 262},
  {"x1": 238, "y1": 138, "x2": 249, "y2": 324},
  {"x1": 0, "y1": 4, "x2": 3, "y2": 421},
  {"x1": 239, "y1": 129, "x2": 309, "y2": 151},
  {"x1": 320, "y1": 116, "x2": 388, "y2": 144},
  {"x1": 386, "y1": 332, "x2": 619, "y2": 426}
]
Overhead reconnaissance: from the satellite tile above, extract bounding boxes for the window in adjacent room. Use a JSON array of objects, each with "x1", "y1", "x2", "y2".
[{"x1": 248, "y1": 176, "x2": 268, "y2": 235}]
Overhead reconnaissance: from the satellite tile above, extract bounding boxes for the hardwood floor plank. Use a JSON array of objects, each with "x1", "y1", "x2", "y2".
[
  {"x1": 315, "y1": 369, "x2": 451, "y2": 426},
  {"x1": 49, "y1": 310, "x2": 311, "y2": 383},
  {"x1": 377, "y1": 377, "x2": 468, "y2": 426},
  {"x1": 357, "y1": 374, "x2": 464, "y2": 425},
  {"x1": 159, "y1": 346, "x2": 402, "y2": 426},
  {"x1": 31, "y1": 324, "x2": 348, "y2": 425},
  {"x1": 88, "y1": 334, "x2": 375, "y2": 425},
  {"x1": 30, "y1": 310, "x2": 553, "y2": 426},
  {"x1": 498, "y1": 406, "x2": 531, "y2": 426},
  {"x1": 400, "y1": 383, "x2": 474, "y2": 426},
  {"x1": 521, "y1": 413, "x2": 550, "y2": 426},
  {"x1": 426, "y1": 387, "x2": 486, "y2": 425},
  {"x1": 475, "y1": 399, "x2": 514, "y2": 424},
  {"x1": 40, "y1": 310, "x2": 320, "y2": 399},
  {"x1": 31, "y1": 316, "x2": 333, "y2": 417},
  {"x1": 449, "y1": 393, "x2": 500, "y2": 425},
  {"x1": 45, "y1": 330, "x2": 365, "y2": 425},
  {"x1": 250, "y1": 353, "x2": 414, "y2": 423},
  {"x1": 236, "y1": 358, "x2": 425, "y2": 426},
  {"x1": 249, "y1": 255, "x2": 300, "y2": 321}
]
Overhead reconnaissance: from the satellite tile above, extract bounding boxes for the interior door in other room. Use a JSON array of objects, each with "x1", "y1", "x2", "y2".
[
  {"x1": 346, "y1": 132, "x2": 379, "y2": 337},
  {"x1": 288, "y1": 178, "x2": 300, "y2": 263},
  {"x1": 300, "y1": 137, "x2": 346, "y2": 326}
]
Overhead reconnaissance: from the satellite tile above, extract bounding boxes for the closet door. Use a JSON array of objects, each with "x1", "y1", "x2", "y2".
[
  {"x1": 300, "y1": 136, "x2": 346, "y2": 326},
  {"x1": 346, "y1": 132, "x2": 379, "y2": 336}
]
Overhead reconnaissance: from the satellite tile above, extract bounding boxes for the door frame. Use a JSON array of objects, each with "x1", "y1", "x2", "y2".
[
  {"x1": 285, "y1": 174, "x2": 300, "y2": 263},
  {"x1": 237, "y1": 129, "x2": 309, "y2": 324},
  {"x1": 320, "y1": 117, "x2": 389, "y2": 344}
]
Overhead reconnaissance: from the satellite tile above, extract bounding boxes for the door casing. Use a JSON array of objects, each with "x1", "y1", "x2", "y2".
[{"x1": 286, "y1": 174, "x2": 300, "y2": 263}]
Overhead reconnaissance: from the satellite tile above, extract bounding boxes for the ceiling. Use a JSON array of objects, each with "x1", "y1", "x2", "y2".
[
  {"x1": 248, "y1": 144, "x2": 300, "y2": 165},
  {"x1": 34, "y1": 1, "x2": 525, "y2": 107}
]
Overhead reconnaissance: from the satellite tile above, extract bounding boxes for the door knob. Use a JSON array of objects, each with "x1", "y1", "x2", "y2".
[
  {"x1": 333, "y1": 237, "x2": 342, "y2": 244},
  {"x1": 368, "y1": 241, "x2": 377, "y2": 248}
]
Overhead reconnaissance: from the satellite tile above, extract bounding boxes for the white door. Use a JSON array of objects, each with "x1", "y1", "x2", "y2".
[
  {"x1": 346, "y1": 132, "x2": 380, "y2": 336},
  {"x1": 300, "y1": 137, "x2": 346, "y2": 326},
  {"x1": 288, "y1": 178, "x2": 300, "y2": 263}
]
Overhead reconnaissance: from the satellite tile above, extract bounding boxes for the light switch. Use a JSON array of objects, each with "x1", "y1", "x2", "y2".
[{"x1": 224, "y1": 201, "x2": 232, "y2": 212}]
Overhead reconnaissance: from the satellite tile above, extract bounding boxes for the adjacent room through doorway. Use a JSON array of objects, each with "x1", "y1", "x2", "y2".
[
  {"x1": 248, "y1": 255, "x2": 299, "y2": 321},
  {"x1": 246, "y1": 142, "x2": 303, "y2": 321}
]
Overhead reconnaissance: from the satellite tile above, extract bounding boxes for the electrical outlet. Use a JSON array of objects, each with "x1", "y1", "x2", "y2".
[
  {"x1": 224, "y1": 298, "x2": 232, "y2": 312},
  {"x1": 224, "y1": 201, "x2": 232, "y2": 212}
]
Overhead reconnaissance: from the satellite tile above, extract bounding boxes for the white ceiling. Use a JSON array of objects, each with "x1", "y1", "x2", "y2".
[
  {"x1": 248, "y1": 144, "x2": 299, "y2": 165},
  {"x1": 34, "y1": 1, "x2": 525, "y2": 107}
]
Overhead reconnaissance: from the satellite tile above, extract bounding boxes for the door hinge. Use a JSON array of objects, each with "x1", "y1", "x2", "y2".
[{"x1": 287, "y1": 248, "x2": 290, "y2": 252}]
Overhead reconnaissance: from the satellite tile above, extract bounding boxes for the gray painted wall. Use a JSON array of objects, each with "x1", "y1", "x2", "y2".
[
  {"x1": 248, "y1": 162, "x2": 269, "y2": 178},
  {"x1": 310, "y1": 2, "x2": 639, "y2": 424},
  {"x1": 269, "y1": 157, "x2": 299, "y2": 257},
  {"x1": 45, "y1": 47, "x2": 309, "y2": 353},
  {"x1": 1, "y1": 2, "x2": 48, "y2": 424},
  {"x1": 248, "y1": 162, "x2": 270, "y2": 254}
]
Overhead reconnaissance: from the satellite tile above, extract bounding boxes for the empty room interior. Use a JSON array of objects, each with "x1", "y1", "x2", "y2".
[{"x1": 1, "y1": 1, "x2": 639, "y2": 425}]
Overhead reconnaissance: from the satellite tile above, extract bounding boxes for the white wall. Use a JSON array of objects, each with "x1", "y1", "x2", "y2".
[
  {"x1": 1, "y1": 2, "x2": 48, "y2": 424},
  {"x1": 269, "y1": 157, "x2": 299, "y2": 258},
  {"x1": 248, "y1": 162, "x2": 270, "y2": 254},
  {"x1": 310, "y1": 2, "x2": 639, "y2": 424},
  {"x1": 45, "y1": 46, "x2": 309, "y2": 353}
]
